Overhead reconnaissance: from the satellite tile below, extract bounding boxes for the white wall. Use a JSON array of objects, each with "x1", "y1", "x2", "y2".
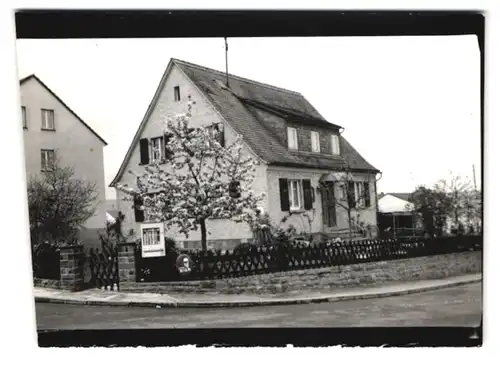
[
  {"x1": 116, "y1": 64, "x2": 267, "y2": 245},
  {"x1": 20, "y1": 77, "x2": 107, "y2": 229}
]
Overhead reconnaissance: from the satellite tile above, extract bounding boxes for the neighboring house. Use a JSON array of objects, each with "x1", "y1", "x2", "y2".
[
  {"x1": 377, "y1": 193, "x2": 420, "y2": 238},
  {"x1": 110, "y1": 59, "x2": 380, "y2": 250},
  {"x1": 20, "y1": 74, "x2": 108, "y2": 230}
]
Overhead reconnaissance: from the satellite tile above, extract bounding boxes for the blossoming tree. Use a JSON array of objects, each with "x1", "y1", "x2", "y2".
[{"x1": 117, "y1": 98, "x2": 264, "y2": 252}]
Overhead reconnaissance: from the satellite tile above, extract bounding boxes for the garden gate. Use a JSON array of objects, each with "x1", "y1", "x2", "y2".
[{"x1": 86, "y1": 244, "x2": 119, "y2": 290}]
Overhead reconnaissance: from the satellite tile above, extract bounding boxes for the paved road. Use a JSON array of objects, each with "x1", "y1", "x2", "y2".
[{"x1": 35, "y1": 283, "x2": 481, "y2": 329}]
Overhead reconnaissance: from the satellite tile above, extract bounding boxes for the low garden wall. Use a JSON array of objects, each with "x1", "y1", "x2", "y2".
[
  {"x1": 32, "y1": 245, "x2": 85, "y2": 292},
  {"x1": 120, "y1": 250, "x2": 481, "y2": 295},
  {"x1": 33, "y1": 278, "x2": 62, "y2": 289}
]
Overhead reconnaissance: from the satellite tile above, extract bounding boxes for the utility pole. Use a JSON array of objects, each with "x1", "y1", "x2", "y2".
[{"x1": 224, "y1": 37, "x2": 229, "y2": 87}]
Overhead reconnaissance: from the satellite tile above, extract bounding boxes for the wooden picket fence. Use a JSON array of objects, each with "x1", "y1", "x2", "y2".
[{"x1": 136, "y1": 234, "x2": 482, "y2": 282}]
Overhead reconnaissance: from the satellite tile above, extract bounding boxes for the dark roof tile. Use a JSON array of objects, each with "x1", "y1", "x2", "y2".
[{"x1": 174, "y1": 59, "x2": 379, "y2": 173}]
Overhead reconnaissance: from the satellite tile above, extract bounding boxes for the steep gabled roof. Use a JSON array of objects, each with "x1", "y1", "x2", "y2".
[
  {"x1": 110, "y1": 58, "x2": 379, "y2": 186},
  {"x1": 175, "y1": 59, "x2": 378, "y2": 172},
  {"x1": 20, "y1": 74, "x2": 107, "y2": 145}
]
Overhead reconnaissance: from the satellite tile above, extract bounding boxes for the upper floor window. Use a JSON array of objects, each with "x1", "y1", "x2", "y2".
[
  {"x1": 41, "y1": 149, "x2": 55, "y2": 171},
  {"x1": 41, "y1": 109, "x2": 55, "y2": 130},
  {"x1": 150, "y1": 136, "x2": 164, "y2": 163},
  {"x1": 287, "y1": 127, "x2": 298, "y2": 150},
  {"x1": 21, "y1": 106, "x2": 27, "y2": 129},
  {"x1": 311, "y1": 131, "x2": 320, "y2": 153},
  {"x1": 205, "y1": 123, "x2": 225, "y2": 147},
  {"x1": 174, "y1": 86, "x2": 181, "y2": 102},
  {"x1": 331, "y1": 134, "x2": 340, "y2": 155}
]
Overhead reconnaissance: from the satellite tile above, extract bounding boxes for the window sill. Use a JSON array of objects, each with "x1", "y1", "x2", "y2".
[
  {"x1": 139, "y1": 160, "x2": 168, "y2": 166},
  {"x1": 41, "y1": 128, "x2": 56, "y2": 132},
  {"x1": 290, "y1": 150, "x2": 342, "y2": 159},
  {"x1": 289, "y1": 209, "x2": 305, "y2": 214}
]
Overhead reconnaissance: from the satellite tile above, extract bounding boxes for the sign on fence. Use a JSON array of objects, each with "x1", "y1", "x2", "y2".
[
  {"x1": 140, "y1": 222, "x2": 166, "y2": 258},
  {"x1": 176, "y1": 254, "x2": 193, "y2": 276}
]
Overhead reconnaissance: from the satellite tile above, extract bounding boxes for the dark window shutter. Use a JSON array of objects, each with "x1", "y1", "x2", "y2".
[
  {"x1": 139, "y1": 138, "x2": 149, "y2": 165},
  {"x1": 279, "y1": 178, "x2": 290, "y2": 211},
  {"x1": 219, "y1": 127, "x2": 225, "y2": 147},
  {"x1": 364, "y1": 182, "x2": 371, "y2": 207},
  {"x1": 164, "y1": 133, "x2": 173, "y2": 159},
  {"x1": 303, "y1": 179, "x2": 313, "y2": 210},
  {"x1": 348, "y1": 181, "x2": 355, "y2": 208},
  {"x1": 133, "y1": 195, "x2": 144, "y2": 222}
]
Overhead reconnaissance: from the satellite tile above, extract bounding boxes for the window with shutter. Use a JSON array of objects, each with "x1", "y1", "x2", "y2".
[
  {"x1": 150, "y1": 136, "x2": 163, "y2": 163},
  {"x1": 139, "y1": 138, "x2": 150, "y2": 165},
  {"x1": 288, "y1": 179, "x2": 303, "y2": 210},
  {"x1": 205, "y1": 124, "x2": 225, "y2": 147},
  {"x1": 279, "y1": 178, "x2": 290, "y2": 211}
]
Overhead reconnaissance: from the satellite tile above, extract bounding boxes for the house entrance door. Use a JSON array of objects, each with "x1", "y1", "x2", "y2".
[{"x1": 321, "y1": 182, "x2": 336, "y2": 228}]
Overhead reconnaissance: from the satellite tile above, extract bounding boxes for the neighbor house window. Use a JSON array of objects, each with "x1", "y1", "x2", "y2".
[
  {"x1": 41, "y1": 149, "x2": 55, "y2": 171},
  {"x1": 331, "y1": 134, "x2": 340, "y2": 155},
  {"x1": 41, "y1": 109, "x2": 55, "y2": 130},
  {"x1": 150, "y1": 136, "x2": 164, "y2": 163},
  {"x1": 287, "y1": 127, "x2": 298, "y2": 150},
  {"x1": 174, "y1": 86, "x2": 181, "y2": 102},
  {"x1": 311, "y1": 131, "x2": 320, "y2": 153},
  {"x1": 288, "y1": 179, "x2": 303, "y2": 210},
  {"x1": 21, "y1": 106, "x2": 27, "y2": 129}
]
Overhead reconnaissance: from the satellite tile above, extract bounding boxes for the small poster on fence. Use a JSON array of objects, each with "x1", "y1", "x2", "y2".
[
  {"x1": 140, "y1": 222, "x2": 166, "y2": 258},
  {"x1": 176, "y1": 254, "x2": 193, "y2": 276}
]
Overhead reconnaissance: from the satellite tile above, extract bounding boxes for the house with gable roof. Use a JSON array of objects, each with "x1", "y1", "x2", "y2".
[
  {"x1": 20, "y1": 74, "x2": 108, "y2": 230},
  {"x1": 110, "y1": 59, "x2": 380, "y2": 250}
]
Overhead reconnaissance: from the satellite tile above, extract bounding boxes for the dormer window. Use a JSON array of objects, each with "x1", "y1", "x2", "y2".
[
  {"x1": 311, "y1": 131, "x2": 320, "y2": 153},
  {"x1": 174, "y1": 86, "x2": 181, "y2": 102},
  {"x1": 331, "y1": 134, "x2": 340, "y2": 155},
  {"x1": 287, "y1": 127, "x2": 298, "y2": 150}
]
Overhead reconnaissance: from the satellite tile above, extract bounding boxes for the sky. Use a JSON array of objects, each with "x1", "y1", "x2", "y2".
[{"x1": 14, "y1": 35, "x2": 481, "y2": 200}]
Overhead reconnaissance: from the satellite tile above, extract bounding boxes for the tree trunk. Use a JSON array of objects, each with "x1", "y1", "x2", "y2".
[{"x1": 200, "y1": 218, "x2": 208, "y2": 252}]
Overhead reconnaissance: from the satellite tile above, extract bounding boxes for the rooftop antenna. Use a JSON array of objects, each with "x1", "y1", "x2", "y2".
[
  {"x1": 472, "y1": 164, "x2": 477, "y2": 191},
  {"x1": 224, "y1": 37, "x2": 229, "y2": 88}
]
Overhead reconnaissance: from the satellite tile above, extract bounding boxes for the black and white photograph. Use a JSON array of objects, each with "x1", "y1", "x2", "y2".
[{"x1": 6, "y1": 9, "x2": 486, "y2": 348}]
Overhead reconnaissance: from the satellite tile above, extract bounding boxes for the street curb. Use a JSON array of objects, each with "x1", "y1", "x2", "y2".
[{"x1": 34, "y1": 278, "x2": 481, "y2": 309}]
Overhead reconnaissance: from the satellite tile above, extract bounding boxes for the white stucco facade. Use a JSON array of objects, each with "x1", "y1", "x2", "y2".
[{"x1": 20, "y1": 76, "x2": 107, "y2": 229}]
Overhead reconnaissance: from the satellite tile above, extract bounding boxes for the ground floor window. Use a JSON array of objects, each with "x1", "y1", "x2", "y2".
[{"x1": 288, "y1": 179, "x2": 303, "y2": 210}]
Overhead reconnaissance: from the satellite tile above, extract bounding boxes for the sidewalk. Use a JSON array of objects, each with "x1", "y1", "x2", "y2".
[{"x1": 34, "y1": 273, "x2": 481, "y2": 309}]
